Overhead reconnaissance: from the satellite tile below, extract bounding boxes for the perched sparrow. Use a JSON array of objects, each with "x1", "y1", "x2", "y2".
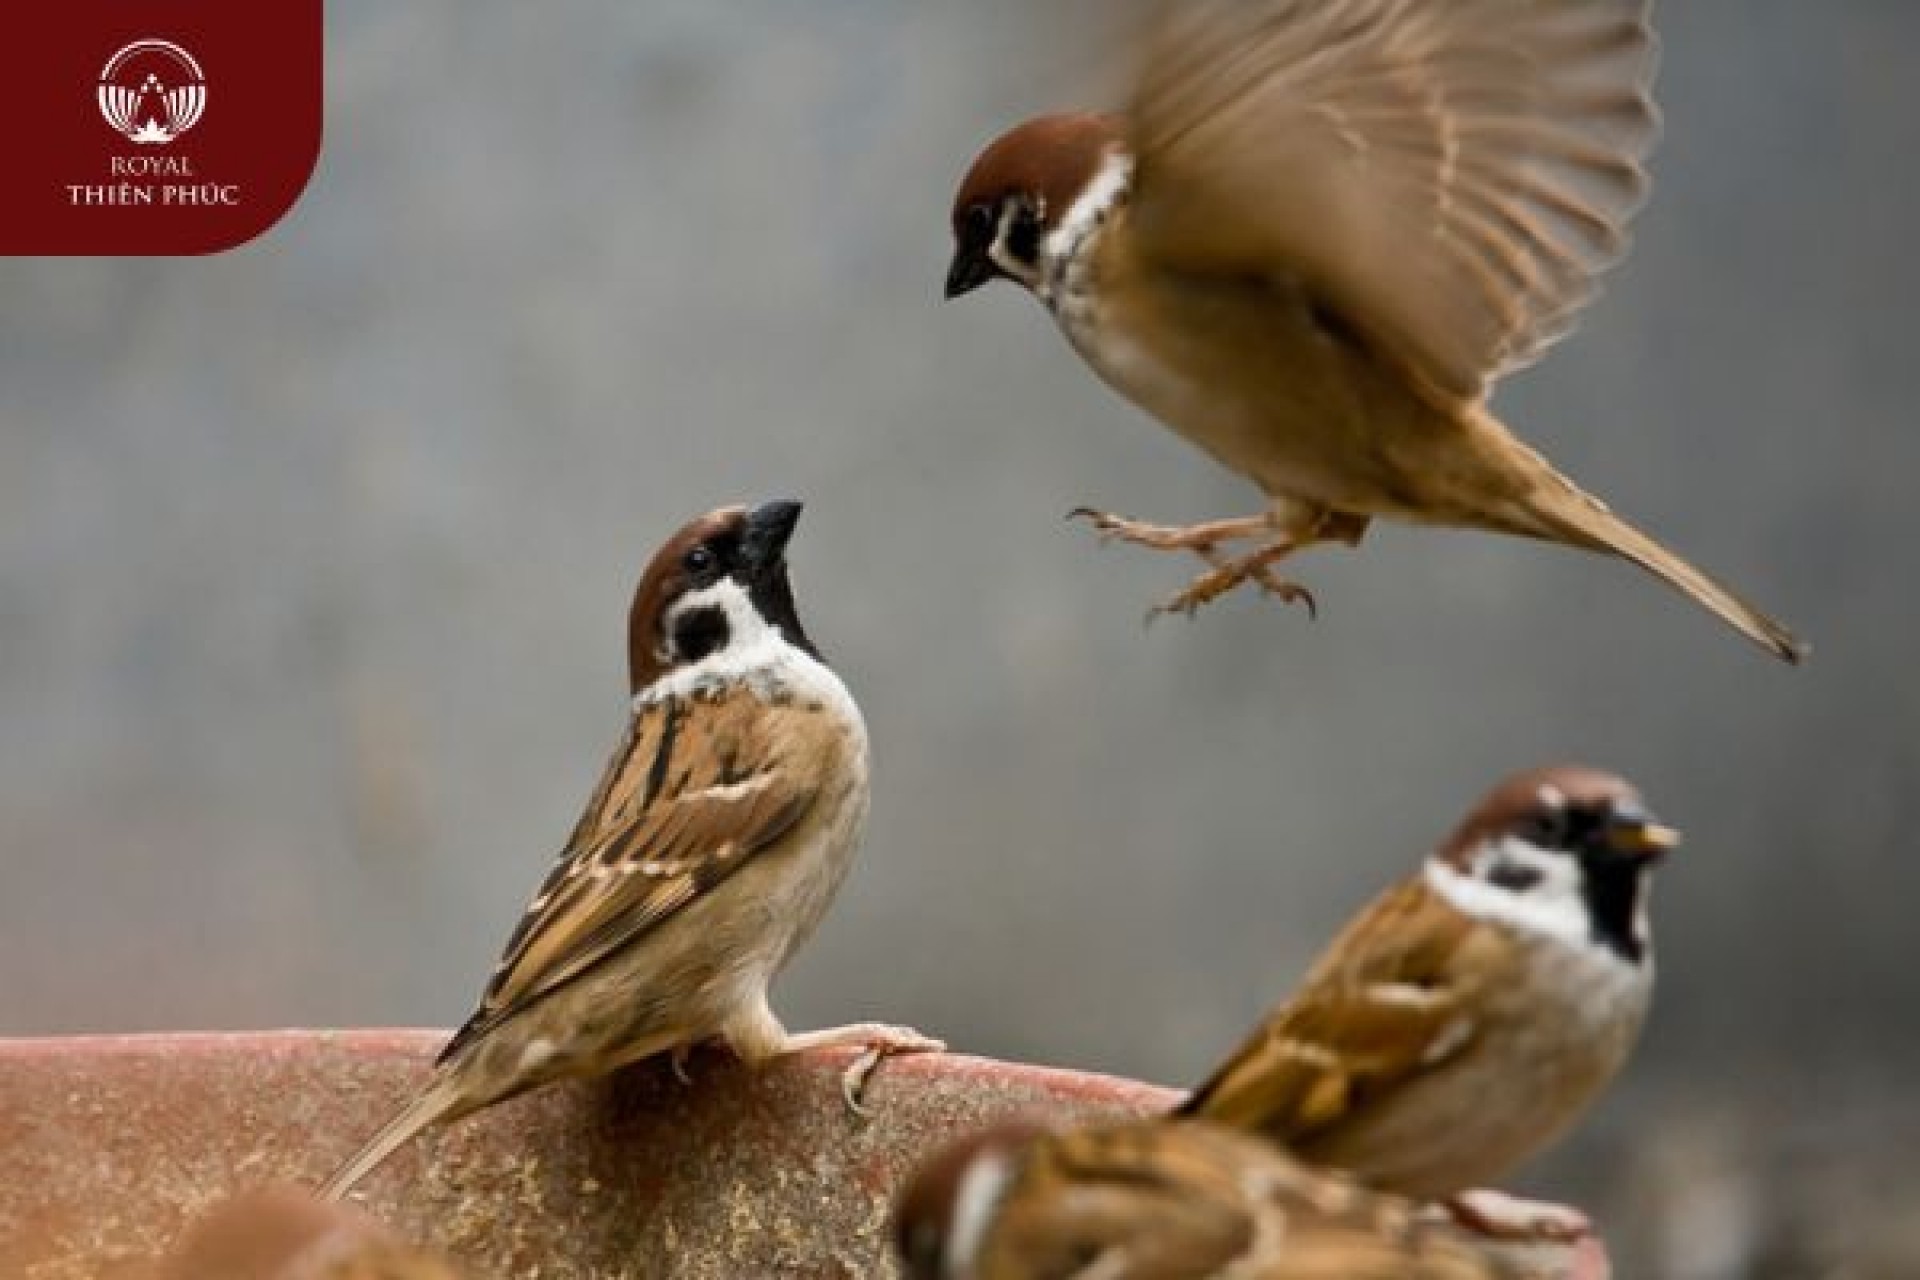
[
  {"x1": 1178, "y1": 766, "x2": 1674, "y2": 1239},
  {"x1": 945, "y1": 0, "x2": 1804, "y2": 662},
  {"x1": 893, "y1": 1117, "x2": 1521, "y2": 1279},
  {"x1": 321, "y1": 501, "x2": 940, "y2": 1199}
]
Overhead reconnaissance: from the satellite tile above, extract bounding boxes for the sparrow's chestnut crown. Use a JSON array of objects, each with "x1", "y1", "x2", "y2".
[
  {"x1": 946, "y1": 113, "x2": 1123, "y2": 298},
  {"x1": 1446, "y1": 766, "x2": 1678, "y2": 867}
]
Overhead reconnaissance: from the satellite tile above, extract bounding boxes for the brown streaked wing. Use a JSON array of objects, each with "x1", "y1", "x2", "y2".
[
  {"x1": 1179, "y1": 878, "x2": 1501, "y2": 1143},
  {"x1": 989, "y1": 1122, "x2": 1517, "y2": 1278},
  {"x1": 984, "y1": 1124, "x2": 1262, "y2": 1278},
  {"x1": 438, "y1": 686, "x2": 826, "y2": 1063},
  {"x1": 1234, "y1": 1153, "x2": 1520, "y2": 1280},
  {"x1": 1127, "y1": 0, "x2": 1658, "y2": 401},
  {"x1": 1239, "y1": 1229, "x2": 1516, "y2": 1280}
]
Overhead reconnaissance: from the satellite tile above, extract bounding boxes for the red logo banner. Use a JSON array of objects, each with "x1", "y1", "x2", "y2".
[{"x1": 7, "y1": 3, "x2": 322, "y2": 254}]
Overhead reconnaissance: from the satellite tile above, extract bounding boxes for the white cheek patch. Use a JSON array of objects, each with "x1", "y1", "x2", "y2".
[
  {"x1": 1038, "y1": 151, "x2": 1132, "y2": 302},
  {"x1": 636, "y1": 577, "x2": 862, "y2": 733},
  {"x1": 640, "y1": 579, "x2": 787, "y2": 704},
  {"x1": 662, "y1": 579, "x2": 770, "y2": 656},
  {"x1": 987, "y1": 208, "x2": 1040, "y2": 290},
  {"x1": 944, "y1": 1150, "x2": 1017, "y2": 1276},
  {"x1": 1426, "y1": 839, "x2": 1593, "y2": 953}
]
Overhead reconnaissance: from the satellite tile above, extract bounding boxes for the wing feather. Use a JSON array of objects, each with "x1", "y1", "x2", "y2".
[
  {"x1": 1128, "y1": 0, "x2": 1659, "y2": 400},
  {"x1": 1009, "y1": 1123, "x2": 1518, "y2": 1277},
  {"x1": 1180, "y1": 879, "x2": 1497, "y2": 1144},
  {"x1": 437, "y1": 687, "x2": 824, "y2": 1064}
]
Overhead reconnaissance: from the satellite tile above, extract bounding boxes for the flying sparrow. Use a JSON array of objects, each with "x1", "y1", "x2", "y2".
[
  {"x1": 945, "y1": 0, "x2": 1804, "y2": 662},
  {"x1": 1176, "y1": 765, "x2": 1674, "y2": 1239},
  {"x1": 320, "y1": 500, "x2": 941, "y2": 1199},
  {"x1": 893, "y1": 1117, "x2": 1522, "y2": 1279}
]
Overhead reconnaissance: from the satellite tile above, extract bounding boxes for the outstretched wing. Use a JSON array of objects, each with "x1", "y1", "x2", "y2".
[{"x1": 1129, "y1": 0, "x2": 1659, "y2": 401}]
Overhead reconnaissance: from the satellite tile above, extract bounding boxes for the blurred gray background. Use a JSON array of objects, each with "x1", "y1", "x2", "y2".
[{"x1": 3, "y1": 2, "x2": 1915, "y2": 1274}]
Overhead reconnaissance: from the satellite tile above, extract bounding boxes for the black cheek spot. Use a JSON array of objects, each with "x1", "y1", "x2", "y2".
[{"x1": 671, "y1": 606, "x2": 729, "y2": 664}]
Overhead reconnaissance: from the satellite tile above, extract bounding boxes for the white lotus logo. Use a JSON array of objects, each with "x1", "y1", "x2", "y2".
[{"x1": 98, "y1": 40, "x2": 207, "y2": 146}]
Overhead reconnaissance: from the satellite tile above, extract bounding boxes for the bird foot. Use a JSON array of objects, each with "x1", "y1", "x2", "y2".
[
  {"x1": 1443, "y1": 1188, "x2": 1595, "y2": 1243},
  {"x1": 1068, "y1": 507, "x2": 1319, "y2": 619},
  {"x1": 780, "y1": 1022, "x2": 946, "y2": 1116},
  {"x1": 1148, "y1": 542, "x2": 1316, "y2": 621},
  {"x1": 1067, "y1": 507, "x2": 1277, "y2": 552}
]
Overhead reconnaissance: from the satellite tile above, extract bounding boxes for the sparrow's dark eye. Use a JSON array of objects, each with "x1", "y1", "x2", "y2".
[
  {"x1": 961, "y1": 202, "x2": 994, "y2": 244},
  {"x1": 683, "y1": 544, "x2": 716, "y2": 576}
]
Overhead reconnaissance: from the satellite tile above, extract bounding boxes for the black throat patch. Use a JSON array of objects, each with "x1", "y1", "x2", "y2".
[
  {"x1": 748, "y1": 568, "x2": 819, "y2": 661},
  {"x1": 1580, "y1": 856, "x2": 1649, "y2": 964}
]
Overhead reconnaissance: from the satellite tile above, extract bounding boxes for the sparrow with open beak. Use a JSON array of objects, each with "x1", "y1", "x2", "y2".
[
  {"x1": 1178, "y1": 766, "x2": 1676, "y2": 1239},
  {"x1": 893, "y1": 1117, "x2": 1522, "y2": 1279},
  {"x1": 945, "y1": 0, "x2": 1804, "y2": 662},
  {"x1": 321, "y1": 501, "x2": 941, "y2": 1199}
]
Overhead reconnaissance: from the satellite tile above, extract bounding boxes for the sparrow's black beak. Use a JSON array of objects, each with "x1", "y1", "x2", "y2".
[
  {"x1": 741, "y1": 499, "x2": 803, "y2": 575},
  {"x1": 944, "y1": 243, "x2": 998, "y2": 299}
]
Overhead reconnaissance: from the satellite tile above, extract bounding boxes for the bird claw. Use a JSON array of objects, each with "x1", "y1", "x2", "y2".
[
  {"x1": 1067, "y1": 507, "x2": 1141, "y2": 548},
  {"x1": 840, "y1": 1051, "x2": 879, "y2": 1116},
  {"x1": 834, "y1": 1025, "x2": 946, "y2": 1117},
  {"x1": 1145, "y1": 561, "x2": 1317, "y2": 623},
  {"x1": 1251, "y1": 572, "x2": 1317, "y2": 619},
  {"x1": 777, "y1": 1021, "x2": 945, "y2": 1116},
  {"x1": 1069, "y1": 505, "x2": 1320, "y2": 619}
]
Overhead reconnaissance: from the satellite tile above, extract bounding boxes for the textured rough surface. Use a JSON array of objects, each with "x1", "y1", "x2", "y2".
[{"x1": 0, "y1": 1031, "x2": 1606, "y2": 1278}]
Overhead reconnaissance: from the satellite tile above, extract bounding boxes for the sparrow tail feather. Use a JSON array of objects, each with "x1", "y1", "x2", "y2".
[
  {"x1": 319, "y1": 1077, "x2": 467, "y2": 1201},
  {"x1": 1515, "y1": 463, "x2": 1806, "y2": 664}
]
